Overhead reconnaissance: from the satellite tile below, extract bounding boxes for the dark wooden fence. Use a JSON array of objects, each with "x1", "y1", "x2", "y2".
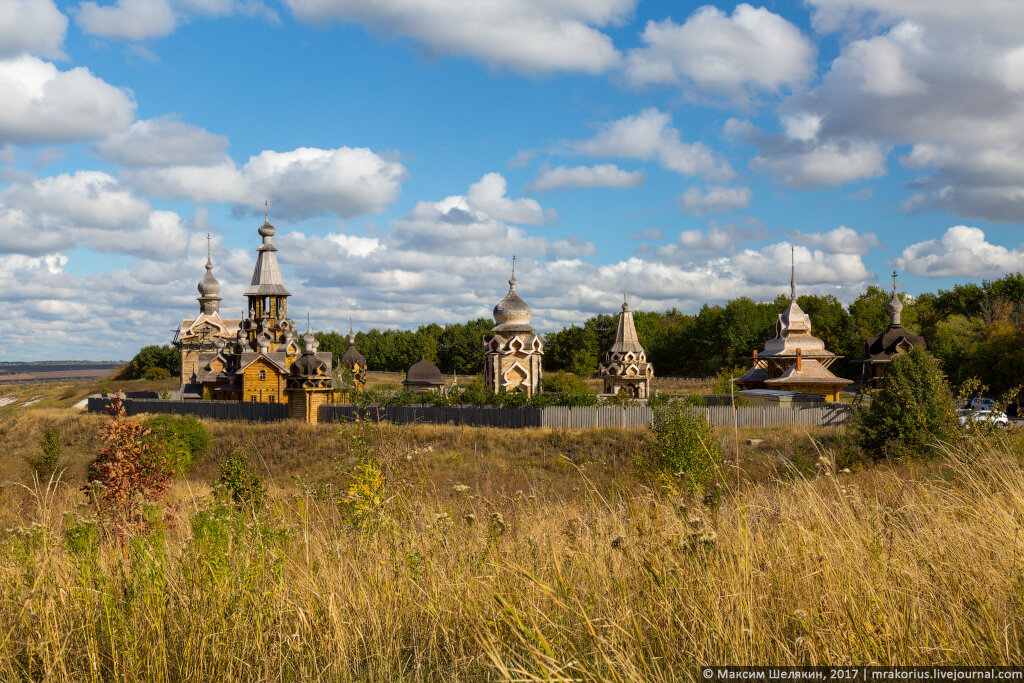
[
  {"x1": 318, "y1": 404, "x2": 542, "y2": 427},
  {"x1": 87, "y1": 396, "x2": 288, "y2": 422},
  {"x1": 86, "y1": 397, "x2": 851, "y2": 428}
]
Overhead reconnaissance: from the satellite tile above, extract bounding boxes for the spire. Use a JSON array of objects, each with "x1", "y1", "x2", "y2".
[
  {"x1": 790, "y1": 245, "x2": 796, "y2": 301},
  {"x1": 510, "y1": 254, "x2": 517, "y2": 288},
  {"x1": 608, "y1": 293, "x2": 645, "y2": 355},
  {"x1": 348, "y1": 316, "x2": 356, "y2": 345},
  {"x1": 888, "y1": 269, "x2": 904, "y2": 326},
  {"x1": 245, "y1": 209, "x2": 291, "y2": 298}
]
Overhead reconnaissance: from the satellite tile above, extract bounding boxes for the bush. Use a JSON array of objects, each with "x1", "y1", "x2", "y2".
[
  {"x1": 712, "y1": 365, "x2": 749, "y2": 396},
  {"x1": 851, "y1": 347, "x2": 958, "y2": 459},
  {"x1": 143, "y1": 414, "x2": 210, "y2": 474},
  {"x1": 638, "y1": 402, "x2": 721, "y2": 492},
  {"x1": 84, "y1": 396, "x2": 175, "y2": 535},
  {"x1": 25, "y1": 423, "x2": 62, "y2": 481},
  {"x1": 542, "y1": 371, "x2": 592, "y2": 395},
  {"x1": 214, "y1": 450, "x2": 267, "y2": 512},
  {"x1": 142, "y1": 366, "x2": 171, "y2": 381}
]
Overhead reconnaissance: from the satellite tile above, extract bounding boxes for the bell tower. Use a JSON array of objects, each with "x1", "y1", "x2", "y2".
[{"x1": 239, "y1": 205, "x2": 297, "y2": 356}]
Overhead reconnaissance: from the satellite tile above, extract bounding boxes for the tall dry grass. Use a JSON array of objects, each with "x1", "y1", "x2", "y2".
[{"x1": 1, "y1": 417, "x2": 1023, "y2": 680}]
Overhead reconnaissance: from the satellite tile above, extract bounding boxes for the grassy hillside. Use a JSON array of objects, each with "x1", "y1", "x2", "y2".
[{"x1": 1, "y1": 394, "x2": 1022, "y2": 678}]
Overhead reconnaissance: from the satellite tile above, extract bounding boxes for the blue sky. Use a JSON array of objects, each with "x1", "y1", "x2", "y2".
[{"x1": 2, "y1": 0, "x2": 1024, "y2": 360}]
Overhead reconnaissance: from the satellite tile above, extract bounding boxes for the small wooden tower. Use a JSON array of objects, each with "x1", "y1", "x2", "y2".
[
  {"x1": 599, "y1": 293, "x2": 653, "y2": 398},
  {"x1": 341, "y1": 319, "x2": 368, "y2": 391},
  {"x1": 286, "y1": 327, "x2": 334, "y2": 423},
  {"x1": 482, "y1": 258, "x2": 543, "y2": 397}
]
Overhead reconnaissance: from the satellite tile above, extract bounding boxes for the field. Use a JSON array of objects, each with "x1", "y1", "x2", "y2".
[{"x1": 1, "y1": 380, "x2": 1022, "y2": 680}]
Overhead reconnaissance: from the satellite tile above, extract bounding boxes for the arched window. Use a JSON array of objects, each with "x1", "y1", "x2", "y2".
[{"x1": 258, "y1": 369, "x2": 266, "y2": 381}]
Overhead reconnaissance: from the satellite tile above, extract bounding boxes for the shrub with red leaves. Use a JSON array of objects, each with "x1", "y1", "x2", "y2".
[{"x1": 84, "y1": 395, "x2": 175, "y2": 534}]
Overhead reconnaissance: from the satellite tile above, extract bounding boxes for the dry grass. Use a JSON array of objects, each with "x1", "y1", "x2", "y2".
[{"x1": 1, "y1": 408, "x2": 1023, "y2": 679}]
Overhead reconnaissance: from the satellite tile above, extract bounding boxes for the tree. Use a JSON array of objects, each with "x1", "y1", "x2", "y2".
[
  {"x1": 118, "y1": 345, "x2": 180, "y2": 380},
  {"x1": 851, "y1": 347, "x2": 957, "y2": 459}
]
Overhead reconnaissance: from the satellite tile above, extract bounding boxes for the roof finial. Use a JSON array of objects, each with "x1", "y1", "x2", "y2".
[
  {"x1": 306, "y1": 311, "x2": 311, "y2": 333},
  {"x1": 349, "y1": 316, "x2": 353, "y2": 335},
  {"x1": 206, "y1": 233, "x2": 211, "y2": 264},
  {"x1": 509, "y1": 254, "x2": 518, "y2": 288},
  {"x1": 265, "y1": 199, "x2": 269, "y2": 222},
  {"x1": 790, "y1": 245, "x2": 796, "y2": 301},
  {"x1": 892, "y1": 269, "x2": 898, "y2": 294}
]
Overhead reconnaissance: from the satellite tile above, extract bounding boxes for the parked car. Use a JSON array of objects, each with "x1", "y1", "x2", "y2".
[
  {"x1": 966, "y1": 397, "x2": 997, "y2": 411},
  {"x1": 959, "y1": 409, "x2": 1009, "y2": 428}
]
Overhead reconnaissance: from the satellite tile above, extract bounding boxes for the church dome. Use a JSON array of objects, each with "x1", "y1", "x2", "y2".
[
  {"x1": 198, "y1": 259, "x2": 221, "y2": 297},
  {"x1": 492, "y1": 275, "x2": 533, "y2": 333},
  {"x1": 258, "y1": 218, "x2": 275, "y2": 238}
]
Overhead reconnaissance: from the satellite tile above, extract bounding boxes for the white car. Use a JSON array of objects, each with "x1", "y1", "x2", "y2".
[{"x1": 959, "y1": 409, "x2": 1009, "y2": 428}]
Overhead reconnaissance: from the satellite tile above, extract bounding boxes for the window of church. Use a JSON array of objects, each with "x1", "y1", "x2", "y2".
[
  {"x1": 250, "y1": 396, "x2": 257, "y2": 402},
  {"x1": 269, "y1": 395, "x2": 275, "y2": 403},
  {"x1": 259, "y1": 370, "x2": 266, "y2": 380}
]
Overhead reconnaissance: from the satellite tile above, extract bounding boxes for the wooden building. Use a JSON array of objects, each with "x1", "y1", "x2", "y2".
[
  {"x1": 482, "y1": 259, "x2": 543, "y2": 397},
  {"x1": 735, "y1": 254, "x2": 851, "y2": 402},
  {"x1": 173, "y1": 214, "x2": 333, "y2": 419},
  {"x1": 852, "y1": 271, "x2": 925, "y2": 389},
  {"x1": 598, "y1": 294, "x2": 653, "y2": 398}
]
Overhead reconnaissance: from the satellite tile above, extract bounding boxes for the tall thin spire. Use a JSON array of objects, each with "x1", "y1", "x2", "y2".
[
  {"x1": 265, "y1": 199, "x2": 269, "y2": 222},
  {"x1": 892, "y1": 269, "x2": 898, "y2": 294},
  {"x1": 306, "y1": 311, "x2": 311, "y2": 333},
  {"x1": 790, "y1": 246, "x2": 796, "y2": 301},
  {"x1": 622, "y1": 289, "x2": 629, "y2": 312},
  {"x1": 206, "y1": 233, "x2": 211, "y2": 264}
]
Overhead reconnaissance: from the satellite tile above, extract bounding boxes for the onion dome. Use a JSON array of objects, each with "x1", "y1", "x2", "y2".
[
  {"x1": 303, "y1": 329, "x2": 319, "y2": 353},
  {"x1": 198, "y1": 257, "x2": 221, "y2": 297},
  {"x1": 888, "y1": 270, "x2": 904, "y2": 326},
  {"x1": 492, "y1": 273, "x2": 533, "y2": 333},
  {"x1": 258, "y1": 218, "x2": 275, "y2": 239}
]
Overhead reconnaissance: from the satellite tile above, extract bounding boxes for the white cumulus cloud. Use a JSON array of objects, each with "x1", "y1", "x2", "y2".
[
  {"x1": 565, "y1": 108, "x2": 734, "y2": 180},
  {"x1": 285, "y1": 0, "x2": 633, "y2": 75},
  {"x1": 677, "y1": 185, "x2": 752, "y2": 216},
  {"x1": 781, "y1": 226, "x2": 883, "y2": 255},
  {"x1": 526, "y1": 164, "x2": 644, "y2": 192},
  {"x1": 0, "y1": 0, "x2": 67, "y2": 59},
  {"x1": 624, "y1": 4, "x2": 815, "y2": 102},
  {"x1": 894, "y1": 226, "x2": 1024, "y2": 278},
  {"x1": 94, "y1": 115, "x2": 229, "y2": 167},
  {"x1": 0, "y1": 55, "x2": 135, "y2": 144},
  {"x1": 125, "y1": 146, "x2": 408, "y2": 219}
]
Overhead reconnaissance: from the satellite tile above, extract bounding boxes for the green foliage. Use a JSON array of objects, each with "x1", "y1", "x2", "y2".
[
  {"x1": 143, "y1": 414, "x2": 211, "y2": 474},
  {"x1": 118, "y1": 344, "x2": 180, "y2": 380},
  {"x1": 142, "y1": 366, "x2": 171, "y2": 381},
  {"x1": 638, "y1": 401, "x2": 721, "y2": 492},
  {"x1": 214, "y1": 450, "x2": 267, "y2": 512},
  {"x1": 712, "y1": 365, "x2": 748, "y2": 395},
  {"x1": 542, "y1": 371, "x2": 593, "y2": 395},
  {"x1": 339, "y1": 459, "x2": 388, "y2": 531},
  {"x1": 25, "y1": 423, "x2": 62, "y2": 481},
  {"x1": 63, "y1": 514, "x2": 99, "y2": 559},
  {"x1": 852, "y1": 348, "x2": 957, "y2": 459}
]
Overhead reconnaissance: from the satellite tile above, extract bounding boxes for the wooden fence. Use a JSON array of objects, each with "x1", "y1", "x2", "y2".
[
  {"x1": 318, "y1": 404, "x2": 542, "y2": 427},
  {"x1": 87, "y1": 396, "x2": 850, "y2": 428},
  {"x1": 319, "y1": 403, "x2": 851, "y2": 429},
  {"x1": 87, "y1": 396, "x2": 289, "y2": 422}
]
